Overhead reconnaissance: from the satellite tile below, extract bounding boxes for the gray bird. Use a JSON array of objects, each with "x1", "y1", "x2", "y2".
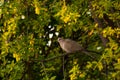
[{"x1": 58, "y1": 37, "x2": 95, "y2": 58}]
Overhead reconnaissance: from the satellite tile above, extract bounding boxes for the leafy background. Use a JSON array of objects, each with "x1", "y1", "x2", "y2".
[{"x1": 0, "y1": 0, "x2": 120, "y2": 80}]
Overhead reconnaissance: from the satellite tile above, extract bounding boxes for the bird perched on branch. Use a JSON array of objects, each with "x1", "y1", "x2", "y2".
[{"x1": 57, "y1": 37, "x2": 96, "y2": 58}]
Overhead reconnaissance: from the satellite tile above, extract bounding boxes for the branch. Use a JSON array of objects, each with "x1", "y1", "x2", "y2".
[
  {"x1": 103, "y1": 13, "x2": 115, "y2": 28},
  {"x1": 31, "y1": 49, "x2": 99, "y2": 62},
  {"x1": 33, "y1": 53, "x2": 70, "y2": 62},
  {"x1": 89, "y1": 1, "x2": 108, "y2": 47}
]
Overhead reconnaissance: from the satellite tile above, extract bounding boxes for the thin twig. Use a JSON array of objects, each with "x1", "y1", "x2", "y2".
[{"x1": 33, "y1": 53, "x2": 70, "y2": 62}]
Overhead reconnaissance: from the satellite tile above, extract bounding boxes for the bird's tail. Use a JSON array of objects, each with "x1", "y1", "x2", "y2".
[{"x1": 82, "y1": 50, "x2": 96, "y2": 59}]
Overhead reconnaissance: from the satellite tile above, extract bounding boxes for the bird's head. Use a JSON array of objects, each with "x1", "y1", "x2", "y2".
[{"x1": 57, "y1": 37, "x2": 64, "y2": 43}]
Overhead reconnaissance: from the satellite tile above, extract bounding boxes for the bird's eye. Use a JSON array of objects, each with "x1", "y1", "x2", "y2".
[{"x1": 58, "y1": 38, "x2": 62, "y2": 41}]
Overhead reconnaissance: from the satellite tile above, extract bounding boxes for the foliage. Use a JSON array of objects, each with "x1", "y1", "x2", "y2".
[{"x1": 0, "y1": 0, "x2": 120, "y2": 80}]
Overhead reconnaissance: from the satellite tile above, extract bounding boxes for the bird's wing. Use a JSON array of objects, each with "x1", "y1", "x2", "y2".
[{"x1": 64, "y1": 39, "x2": 83, "y2": 52}]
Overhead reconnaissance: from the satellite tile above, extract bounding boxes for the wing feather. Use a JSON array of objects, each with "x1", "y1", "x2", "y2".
[{"x1": 63, "y1": 39, "x2": 83, "y2": 53}]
